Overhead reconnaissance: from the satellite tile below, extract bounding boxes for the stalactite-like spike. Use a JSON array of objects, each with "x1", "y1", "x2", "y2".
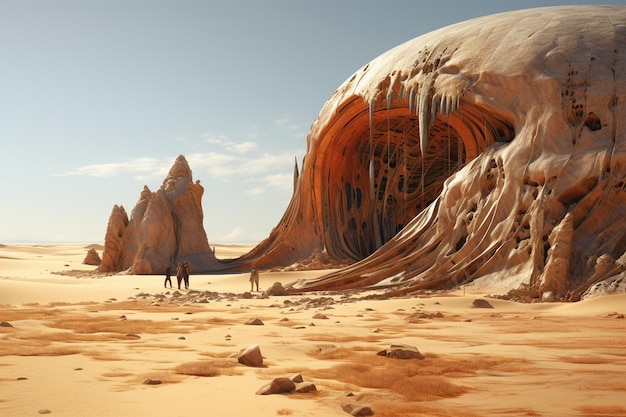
[
  {"x1": 418, "y1": 78, "x2": 433, "y2": 156},
  {"x1": 439, "y1": 94, "x2": 449, "y2": 117},
  {"x1": 293, "y1": 156, "x2": 300, "y2": 193}
]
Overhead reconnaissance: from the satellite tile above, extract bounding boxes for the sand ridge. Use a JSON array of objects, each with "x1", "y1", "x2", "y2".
[{"x1": 1, "y1": 244, "x2": 626, "y2": 416}]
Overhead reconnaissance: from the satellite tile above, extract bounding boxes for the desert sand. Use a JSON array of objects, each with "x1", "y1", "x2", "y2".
[{"x1": 1, "y1": 243, "x2": 626, "y2": 417}]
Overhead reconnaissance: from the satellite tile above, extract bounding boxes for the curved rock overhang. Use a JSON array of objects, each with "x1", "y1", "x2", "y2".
[
  {"x1": 311, "y1": 94, "x2": 514, "y2": 261},
  {"x1": 217, "y1": 5, "x2": 626, "y2": 301}
]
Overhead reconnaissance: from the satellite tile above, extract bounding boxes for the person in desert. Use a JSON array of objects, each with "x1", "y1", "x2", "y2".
[
  {"x1": 183, "y1": 261, "x2": 190, "y2": 289},
  {"x1": 176, "y1": 261, "x2": 190, "y2": 290},
  {"x1": 164, "y1": 265, "x2": 172, "y2": 288},
  {"x1": 249, "y1": 265, "x2": 259, "y2": 292}
]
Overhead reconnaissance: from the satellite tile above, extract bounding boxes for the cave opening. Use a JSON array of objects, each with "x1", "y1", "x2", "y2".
[
  {"x1": 327, "y1": 111, "x2": 466, "y2": 260},
  {"x1": 321, "y1": 95, "x2": 515, "y2": 262}
]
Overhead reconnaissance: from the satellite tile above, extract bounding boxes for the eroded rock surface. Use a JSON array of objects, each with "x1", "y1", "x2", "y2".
[
  {"x1": 271, "y1": 5, "x2": 626, "y2": 301},
  {"x1": 98, "y1": 155, "x2": 217, "y2": 274}
]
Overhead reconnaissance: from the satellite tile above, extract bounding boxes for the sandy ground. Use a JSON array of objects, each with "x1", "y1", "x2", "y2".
[{"x1": 1, "y1": 243, "x2": 626, "y2": 417}]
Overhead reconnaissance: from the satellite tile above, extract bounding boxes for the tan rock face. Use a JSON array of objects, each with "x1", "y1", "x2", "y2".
[
  {"x1": 98, "y1": 155, "x2": 216, "y2": 274},
  {"x1": 242, "y1": 5, "x2": 626, "y2": 300}
]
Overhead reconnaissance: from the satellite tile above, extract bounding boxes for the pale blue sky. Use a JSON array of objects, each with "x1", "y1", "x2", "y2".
[{"x1": 1, "y1": 0, "x2": 622, "y2": 243}]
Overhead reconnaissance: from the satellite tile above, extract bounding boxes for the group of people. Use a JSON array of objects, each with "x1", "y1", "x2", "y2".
[
  {"x1": 163, "y1": 261, "x2": 260, "y2": 292},
  {"x1": 164, "y1": 261, "x2": 190, "y2": 289}
]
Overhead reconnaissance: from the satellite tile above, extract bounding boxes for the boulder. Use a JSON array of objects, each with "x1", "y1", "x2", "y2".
[
  {"x1": 83, "y1": 248, "x2": 102, "y2": 266},
  {"x1": 143, "y1": 378, "x2": 162, "y2": 385},
  {"x1": 342, "y1": 403, "x2": 374, "y2": 416},
  {"x1": 471, "y1": 299, "x2": 494, "y2": 309},
  {"x1": 295, "y1": 381, "x2": 317, "y2": 393},
  {"x1": 237, "y1": 344, "x2": 263, "y2": 367},
  {"x1": 255, "y1": 377, "x2": 296, "y2": 395},
  {"x1": 263, "y1": 281, "x2": 289, "y2": 296},
  {"x1": 377, "y1": 344, "x2": 424, "y2": 360},
  {"x1": 289, "y1": 374, "x2": 304, "y2": 383}
]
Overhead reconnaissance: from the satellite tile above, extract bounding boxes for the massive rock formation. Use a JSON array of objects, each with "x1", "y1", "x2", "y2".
[
  {"x1": 102, "y1": 6, "x2": 626, "y2": 301},
  {"x1": 237, "y1": 5, "x2": 626, "y2": 301},
  {"x1": 98, "y1": 155, "x2": 217, "y2": 274}
]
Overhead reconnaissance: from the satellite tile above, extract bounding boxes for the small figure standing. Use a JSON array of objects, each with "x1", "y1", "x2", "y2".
[
  {"x1": 164, "y1": 266, "x2": 172, "y2": 288},
  {"x1": 183, "y1": 261, "x2": 190, "y2": 289},
  {"x1": 249, "y1": 265, "x2": 259, "y2": 292},
  {"x1": 176, "y1": 261, "x2": 190, "y2": 290}
]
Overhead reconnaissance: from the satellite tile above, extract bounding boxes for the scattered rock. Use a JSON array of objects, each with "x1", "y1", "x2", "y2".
[
  {"x1": 143, "y1": 378, "x2": 162, "y2": 385},
  {"x1": 255, "y1": 377, "x2": 296, "y2": 395},
  {"x1": 16, "y1": 377, "x2": 28, "y2": 380},
  {"x1": 255, "y1": 374, "x2": 317, "y2": 395},
  {"x1": 295, "y1": 381, "x2": 317, "y2": 393},
  {"x1": 471, "y1": 299, "x2": 494, "y2": 309},
  {"x1": 264, "y1": 281, "x2": 289, "y2": 296},
  {"x1": 245, "y1": 318, "x2": 264, "y2": 326},
  {"x1": 118, "y1": 315, "x2": 127, "y2": 320},
  {"x1": 313, "y1": 313, "x2": 329, "y2": 319},
  {"x1": 125, "y1": 333, "x2": 141, "y2": 339},
  {"x1": 377, "y1": 344, "x2": 424, "y2": 360},
  {"x1": 178, "y1": 336, "x2": 186, "y2": 340},
  {"x1": 0, "y1": 321, "x2": 13, "y2": 327},
  {"x1": 237, "y1": 344, "x2": 264, "y2": 367},
  {"x1": 342, "y1": 403, "x2": 374, "y2": 416},
  {"x1": 38, "y1": 409, "x2": 52, "y2": 414},
  {"x1": 542, "y1": 291, "x2": 556, "y2": 302},
  {"x1": 290, "y1": 374, "x2": 304, "y2": 383},
  {"x1": 405, "y1": 311, "x2": 444, "y2": 322},
  {"x1": 83, "y1": 248, "x2": 102, "y2": 266}
]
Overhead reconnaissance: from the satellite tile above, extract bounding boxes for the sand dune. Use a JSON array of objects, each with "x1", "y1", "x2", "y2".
[{"x1": 1, "y1": 243, "x2": 625, "y2": 416}]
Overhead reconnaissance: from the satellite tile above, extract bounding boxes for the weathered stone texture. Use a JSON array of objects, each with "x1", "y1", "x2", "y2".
[{"x1": 99, "y1": 155, "x2": 217, "y2": 274}]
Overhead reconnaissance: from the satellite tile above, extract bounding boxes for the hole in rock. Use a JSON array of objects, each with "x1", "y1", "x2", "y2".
[{"x1": 583, "y1": 112, "x2": 602, "y2": 131}]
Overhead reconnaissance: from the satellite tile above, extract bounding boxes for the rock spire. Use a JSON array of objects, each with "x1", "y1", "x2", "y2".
[{"x1": 98, "y1": 155, "x2": 217, "y2": 274}]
